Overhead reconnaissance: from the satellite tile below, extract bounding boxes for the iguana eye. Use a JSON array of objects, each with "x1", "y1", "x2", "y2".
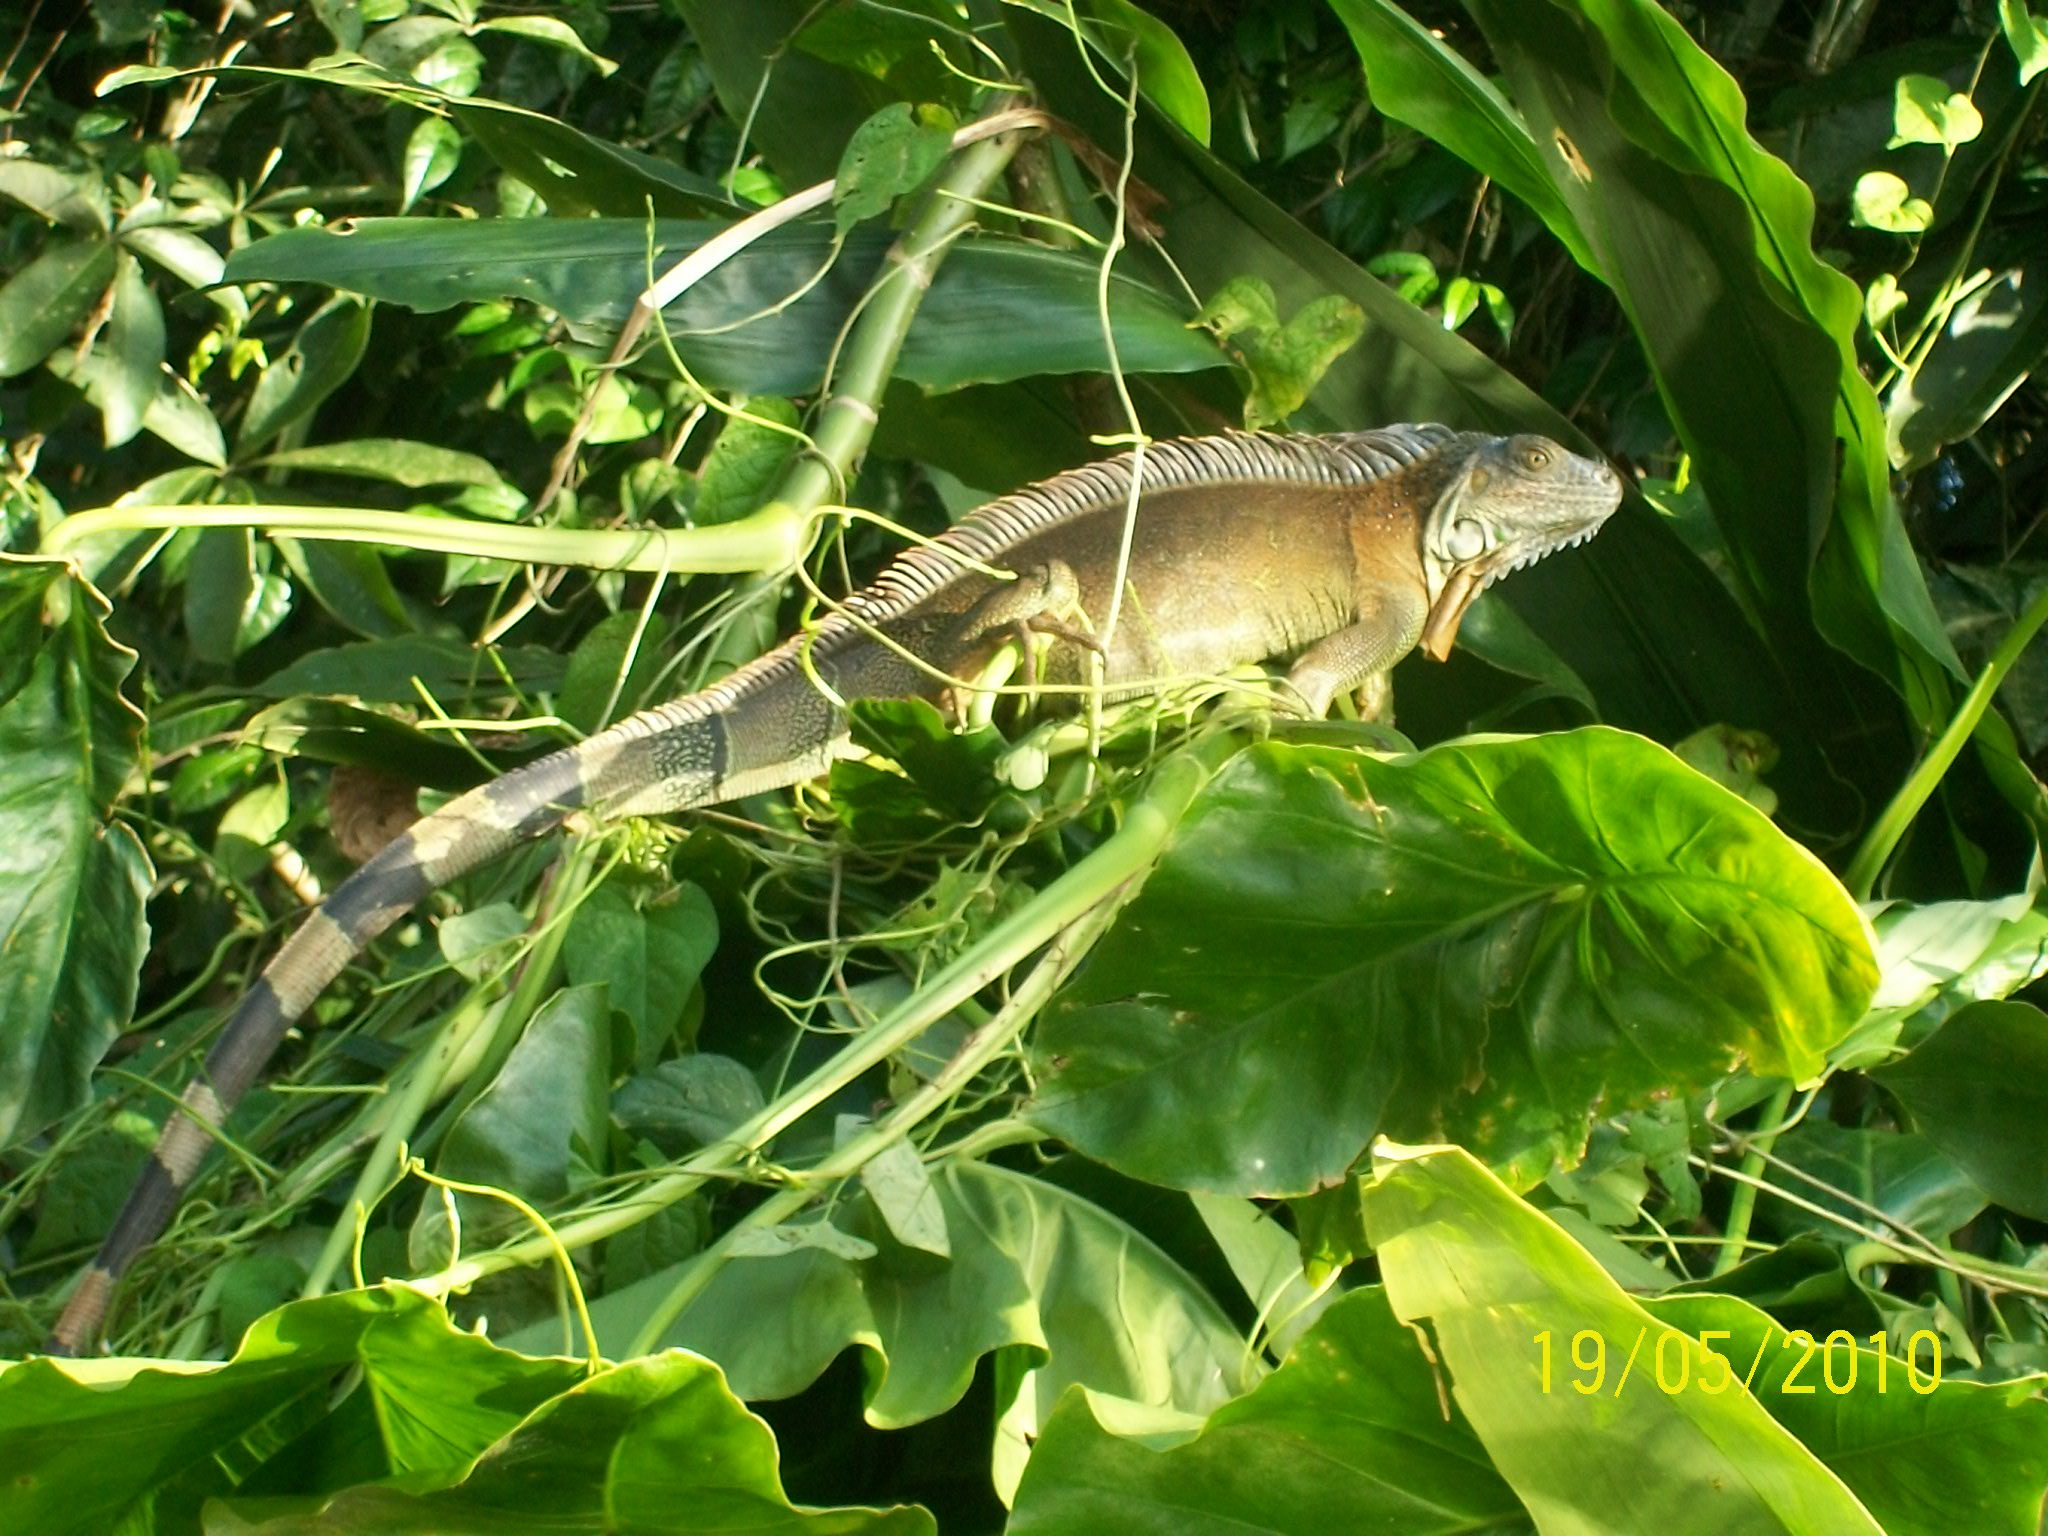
[{"x1": 1522, "y1": 444, "x2": 1551, "y2": 471}]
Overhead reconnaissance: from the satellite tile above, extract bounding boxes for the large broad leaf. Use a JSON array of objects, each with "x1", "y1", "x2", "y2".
[
  {"x1": 1871, "y1": 999, "x2": 2048, "y2": 1220},
  {"x1": 1, "y1": 1288, "x2": 927, "y2": 1534},
  {"x1": 0, "y1": 559, "x2": 151, "y2": 1147},
  {"x1": 1644, "y1": 1292, "x2": 2048, "y2": 1536},
  {"x1": 223, "y1": 219, "x2": 1223, "y2": 395},
  {"x1": 0, "y1": 1288, "x2": 582, "y2": 1534},
  {"x1": 0, "y1": 237, "x2": 114, "y2": 378},
  {"x1": 1007, "y1": 1286, "x2": 1524, "y2": 1534},
  {"x1": 1032, "y1": 728, "x2": 1878, "y2": 1194},
  {"x1": 554, "y1": 1160, "x2": 1253, "y2": 1430},
  {"x1": 1364, "y1": 1144, "x2": 2048, "y2": 1533},
  {"x1": 205, "y1": 1353, "x2": 932, "y2": 1533},
  {"x1": 1363, "y1": 1144, "x2": 1885, "y2": 1532}
]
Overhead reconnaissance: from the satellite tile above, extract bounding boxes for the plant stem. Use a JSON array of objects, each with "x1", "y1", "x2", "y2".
[
  {"x1": 1710, "y1": 1079, "x2": 1791, "y2": 1277},
  {"x1": 421, "y1": 737, "x2": 1227, "y2": 1299},
  {"x1": 44, "y1": 501, "x2": 811, "y2": 575},
  {"x1": 1845, "y1": 576, "x2": 2048, "y2": 900},
  {"x1": 762, "y1": 115, "x2": 1033, "y2": 522},
  {"x1": 300, "y1": 836, "x2": 602, "y2": 1301},
  {"x1": 624, "y1": 902, "x2": 1111, "y2": 1356}
]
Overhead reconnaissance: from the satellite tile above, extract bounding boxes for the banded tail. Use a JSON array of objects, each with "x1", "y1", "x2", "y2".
[{"x1": 45, "y1": 641, "x2": 876, "y2": 1355}]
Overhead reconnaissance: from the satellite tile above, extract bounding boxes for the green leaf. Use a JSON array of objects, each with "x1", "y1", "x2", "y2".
[
  {"x1": 120, "y1": 223, "x2": 228, "y2": 292},
  {"x1": 612, "y1": 1054, "x2": 764, "y2": 1154},
  {"x1": 1008, "y1": 1287, "x2": 1522, "y2": 1534},
  {"x1": 436, "y1": 903, "x2": 530, "y2": 979},
  {"x1": 413, "y1": 35, "x2": 484, "y2": 96},
  {"x1": 0, "y1": 159, "x2": 111, "y2": 232},
  {"x1": 833, "y1": 101, "x2": 958, "y2": 234},
  {"x1": 223, "y1": 219, "x2": 1224, "y2": 395},
  {"x1": 557, "y1": 609, "x2": 676, "y2": 733},
  {"x1": 272, "y1": 538, "x2": 417, "y2": 640},
  {"x1": 257, "y1": 635, "x2": 566, "y2": 706},
  {"x1": 1467, "y1": 2, "x2": 1963, "y2": 805},
  {"x1": 416, "y1": 984, "x2": 612, "y2": 1260},
  {"x1": 0, "y1": 237, "x2": 114, "y2": 378},
  {"x1": 42, "y1": 248, "x2": 166, "y2": 448},
  {"x1": 1872, "y1": 1000, "x2": 2048, "y2": 1220},
  {"x1": 206, "y1": 1350, "x2": 933, "y2": 1533},
  {"x1": 854, "y1": 1129, "x2": 951, "y2": 1259},
  {"x1": 1194, "y1": 277, "x2": 1366, "y2": 428},
  {"x1": 694, "y1": 398, "x2": 803, "y2": 524},
  {"x1": 1852, "y1": 171, "x2": 1934, "y2": 234},
  {"x1": 186, "y1": 528, "x2": 292, "y2": 663},
  {"x1": 237, "y1": 296, "x2": 374, "y2": 455},
  {"x1": 1885, "y1": 265, "x2": 2048, "y2": 471},
  {"x1": 0, "y1": 1288, "x2": 584, "y2": 1533},
  {"x1": 451, "y1": 96, "x2": 734, "y2": 218},
  {"x1": 0, "y1": 560, "x2": 150, "y2": 1145},
  {"x1": 564, "y1": 881, "x2": 719, "y2": 1069},
  {"x1": 215, "y1": 776, "x2": 290, "y2": 882},
  {"x1": 1644, "y1": 1291, "x2": 2048, "y2": 1536},
  {"x1": 1325, "y1": 0, "x2": 1599, "y2": 271},
  {"x1": 141, "y1": 367, "x2": 228, "y2": 467},
  {"x1": 1761, "y1": 1122, "x2": 1988, "y2": 1243},
  {"x1": 586, "y1": 1161, "x2": 1254, "y2": 1429},
  {"x1": 1866, "y1": 889, "x2": 2048, "y2": 1042},
  {"x1": 1005, "y1": 0, "x2": 1212, "y2": 145},
  {"x1": 1034, "y1": 730, "x2": 1878, "y2": 1194},
  {"x1": 2002, "y1": 0, "x2": 2048, "y2": 83},
  {"x1": 400, "y1": 114, "x2": 464, "y2": 211},
  {"x1": 1888, "y1": 74, "x2": 1984, "y2": 149},
  {"x1": 252, "y1": 437, "x2": 512, "y2": 490},
  {"x1": 476, "y1": 14, "x2": 618, "y2": 76},
  {"x1": 1363, "y1": 1144, "x2": 1887, "y2": 1533},
  {"x1": 92, "y1": 250, "x2": 165, "y2": 446}
]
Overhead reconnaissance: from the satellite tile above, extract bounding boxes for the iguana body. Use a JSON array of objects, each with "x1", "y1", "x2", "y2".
[{"x1": 48, "y1": 424, "x2": 1620, "y2": 1354}]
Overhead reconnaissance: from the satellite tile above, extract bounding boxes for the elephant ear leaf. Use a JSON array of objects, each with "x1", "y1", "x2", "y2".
[{"x1": 1033, "y1": 730, "x2": 1876, "y2": 1195}]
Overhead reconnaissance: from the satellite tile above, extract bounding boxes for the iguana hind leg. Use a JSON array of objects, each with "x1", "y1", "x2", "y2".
[{"x1": 942, "y1": 558, "x2": 1100, "y2": 714}]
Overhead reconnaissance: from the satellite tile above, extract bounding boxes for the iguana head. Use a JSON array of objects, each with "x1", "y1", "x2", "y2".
[{"x1": 1417, "y1": 433, "x2": 1623, "y2": 662}]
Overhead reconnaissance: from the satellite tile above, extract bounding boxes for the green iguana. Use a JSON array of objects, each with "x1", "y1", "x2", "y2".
[{"x1": 47, "y1": 423, "x2": 1621, "y2": 1355}]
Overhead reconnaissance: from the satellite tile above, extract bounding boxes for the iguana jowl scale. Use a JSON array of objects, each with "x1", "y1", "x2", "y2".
[{"x1": 48, "y1": 423, "x2": 1621, "y2": 1355}]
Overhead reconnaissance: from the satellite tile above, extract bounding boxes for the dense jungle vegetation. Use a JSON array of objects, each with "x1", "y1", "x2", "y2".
[{"x1": 3, "y1": 0, "x2": 2048, "y2": 1529}]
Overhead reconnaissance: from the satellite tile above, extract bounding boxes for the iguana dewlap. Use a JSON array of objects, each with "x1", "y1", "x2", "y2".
[{"x1": 47, "y1": 423, "x2": 1620, "y2": 1355}]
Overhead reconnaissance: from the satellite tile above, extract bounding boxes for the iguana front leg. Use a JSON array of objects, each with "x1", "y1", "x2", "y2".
[{"x1": 1283, "y1": 587, "x2": 1429, "y2": 720}]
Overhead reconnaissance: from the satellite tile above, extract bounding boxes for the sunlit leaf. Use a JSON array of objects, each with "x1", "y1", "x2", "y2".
[
  {"x1": 1364, "y1": 1144, "x2": 1888, "y2": 1532},
  {"x1": 2002, "y1": 0, "x2": 2048, "y2": 83},
  {"x1": 1888, "y1": 74, "x2": 1984, "y2": 149},
  {"x1": 833, "y1": 101, "x2": 957, "y2": 234},
  {"x1": 1035, "y1": 730, "x2": 1878, "y2": 1194},
  {"x1": 1009, "y1": 1287, "x2": 1522, "y2": 1534},
  {"x1": 1852, "y1": 170, "x2": 1934, "y2": 234},
  {"x1": 0, "y1": 238, "x2": 114, "y2": 378},
  {"x1": 574, "y1": 1161, "x2": 1254, "y2": 1430}
]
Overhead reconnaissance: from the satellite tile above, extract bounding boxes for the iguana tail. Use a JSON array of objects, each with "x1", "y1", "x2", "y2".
[{"x1": 45, "y1": 646, "x2": 865, "y2": 1355}]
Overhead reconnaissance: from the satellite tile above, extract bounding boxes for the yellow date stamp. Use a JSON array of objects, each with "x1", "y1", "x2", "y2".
[{"x1": 1532, "y1": 1325, "x2": 1943, "y2": 1398}]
